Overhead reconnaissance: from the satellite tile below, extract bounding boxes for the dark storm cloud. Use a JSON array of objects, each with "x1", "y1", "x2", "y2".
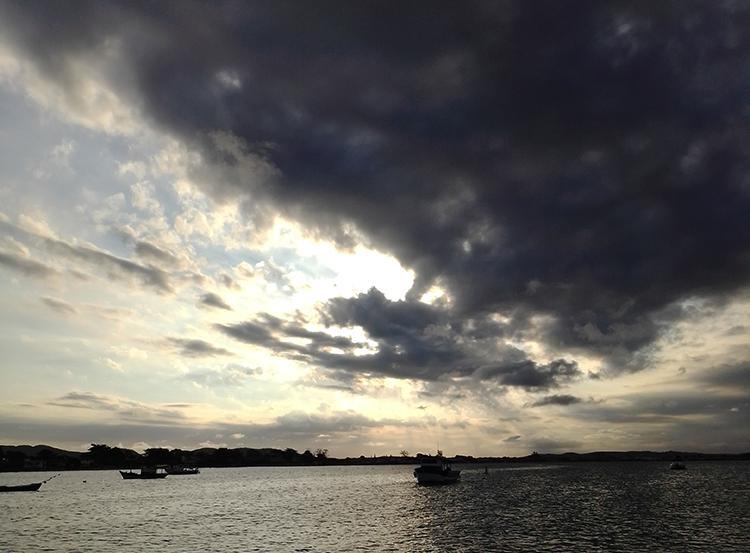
[
  {"x1": 166, "y1": 337, "x2": 232, "y2": 358},
  {"x1": 218, "y1": 288, "x2": 578, "y2": 388},
  {"x1": 478, "y1": 359, "x2": 581, "y2": 389},
  {"x1": 199, "y1": 292, "x2": 233, "y2": 310},
  {"x1": 3, "y1": 1, "x2": 750, "y2": 374},
  {"x1": 0, "y1": 250, "x2": 57, "y2": 278},
  {"x1": 530, "y1": 394, "x2": 583, "y2": 407}
]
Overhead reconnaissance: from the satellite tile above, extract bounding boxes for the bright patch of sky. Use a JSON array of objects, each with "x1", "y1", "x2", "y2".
[{"x1": 0, "y1": 69, "x2": 426, "y2": 454}]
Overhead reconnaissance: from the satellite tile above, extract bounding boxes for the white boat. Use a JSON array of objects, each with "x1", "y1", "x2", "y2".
[
  {"x1": 120, "y1": 466, "x2": 168, "y2": 479},
  {"x1": 413, "y1": 455, "x2": 460, "y2": 485},
  {"x1": 165, "y1": 465, "x2": 200, "y2": 475}
]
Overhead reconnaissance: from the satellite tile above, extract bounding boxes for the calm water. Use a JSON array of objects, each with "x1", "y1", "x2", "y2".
[{"x1": 2, "y1": 462, "x2": 749, "y2": 552}]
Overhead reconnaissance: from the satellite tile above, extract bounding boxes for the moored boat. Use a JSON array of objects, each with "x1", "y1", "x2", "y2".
[
  {"x1": 120, "y1": 466, "x2": 168, "y2": 479},
  {"x1": 0, "y1": 473, "x2": 59, "y2": 492},
  {"x1": 0, "y1": 482, "x2": 43, "y2": 492},
  {"x1": 414, "y1": 454, "x2": 461, "y2": 485},
  {"x1": 669, "y1": 461, "x2": 687, "y2": 470}
]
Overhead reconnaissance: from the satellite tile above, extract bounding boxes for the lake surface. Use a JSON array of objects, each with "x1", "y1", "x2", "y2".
[{"x1": 2, "y1": 462, "x2": 749, "y2": 552}]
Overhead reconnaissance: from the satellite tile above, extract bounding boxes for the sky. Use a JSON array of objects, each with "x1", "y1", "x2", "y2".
[{"x1": 0, "y1": 1, "x2": 749, "y2": 456}]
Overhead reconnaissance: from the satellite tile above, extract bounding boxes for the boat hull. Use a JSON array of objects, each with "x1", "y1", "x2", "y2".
[
  {"x1": 0, "y1": 482, "x2": 43, "y2": 492},
  {"x1": 414, "y1": 468, "x2": 461, "y2": 485},
  {"x1": 415, "y1": 473, "x2": 460, "y2": 485}
]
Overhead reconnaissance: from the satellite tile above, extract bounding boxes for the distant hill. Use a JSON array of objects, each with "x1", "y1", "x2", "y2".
[
  {"x1": 483, "y1": 450, "x2": 750, "y2": 463},
  {"x1": 0, "y1": 444, "x2": 83, "y2": 458},
  {"x1": 2, "y1": 444, "x2": 749, "y2": 472}
]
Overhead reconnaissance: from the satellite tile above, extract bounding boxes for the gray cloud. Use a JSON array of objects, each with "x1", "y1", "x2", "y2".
[
  {"x1": 182, "y1": 364, "x2": 261, "y2": 387},
  {"x1": 219, "y1": 274, "x2": 238, "y2": 289},
  {"x1": 2, "y1": 220, "x2": 176, "y2": 293},
  {"x1": 44, "y1": 238, "x2": 173, "y2": 293},
  {"x1": 199, "y1": 292, "x2": 232, "y2": 310},
  {"x1": 40, "y1": 296, "x2": 77, "y2": 315},
  {"x1": 725, "y1": 325, "x2": 747, "y2": 337},
  {"x1": 479, "y1": 359, "x2": 581, "y2": 389},
  {"x1": 700, "y1": 362, "x2": 750, "y2": 391},
  {"x1": 40, "y1": 297, "x2": 133, "y2": 320},
  {"x1": 134, "y1": 240, "x2": 179, "y2": 267},
  {"x1": 166, "y1": 338, "x2": 232, "y2": 358},
  {"x1": 215, "y1": 320, "x2": 275, "y2": 346},
  {"x1": 0, "y1": 250, "x2": 57, "y2": 278},
  {"x1": 217, "y1": 289, "x2": 580, "y2": 389},
  {"x1": 504, "y1": 434, "x2": 522, "y2": 442},
  {"x1": 577, "y1": 391, "x2": 750, "y2": 425},
  {"x1": 528, "y1": 437, "x2": 582, "y2": 454},
  {"x1": 3, "y1": 400, "x2": 412, "y2": 452},
  {"x1": 530, "y1": 394, "x2": 583, "y2": 407},
  {"x1": 48, "y1": 391, "x2": 187, "y2": 425}
]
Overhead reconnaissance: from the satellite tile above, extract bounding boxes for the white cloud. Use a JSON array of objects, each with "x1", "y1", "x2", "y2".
[
  {"x1": 130, "y1": 181, "x2": 162, "y2": 215},
  {"x1": 51, "y1": 140, "x2": 75, "y2": 168},
  {"x1": 0, "y1": 40, "x2": 142, "y2": 135}
]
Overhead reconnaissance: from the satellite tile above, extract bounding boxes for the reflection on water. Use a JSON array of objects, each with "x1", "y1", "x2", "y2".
[{"x1": 1, "y1": 462, "x2": 748, "y2": 552}]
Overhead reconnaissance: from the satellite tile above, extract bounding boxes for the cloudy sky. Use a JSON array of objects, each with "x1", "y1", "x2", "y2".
[{"x1": 0, "y1": 1, "x2": 748, "y2": 456}]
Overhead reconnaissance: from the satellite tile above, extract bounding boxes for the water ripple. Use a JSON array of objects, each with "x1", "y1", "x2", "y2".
[{"x1": 1, "y1": 462, "x2": 749, "y2": 552}]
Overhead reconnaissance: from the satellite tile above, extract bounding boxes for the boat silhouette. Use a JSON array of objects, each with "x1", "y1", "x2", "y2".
[
  {"x1": 0, "y1": 473, "x2": 59, "y2": 492},
  {"x1": 120, "y1": 466, "x2": 168, "y2": 479},
  {"x1": 413, "y1": 453, "x2": 461, "y2": 485},
  {"x1": 0, "y1": 482, "x2": 43, "y2": 492}
]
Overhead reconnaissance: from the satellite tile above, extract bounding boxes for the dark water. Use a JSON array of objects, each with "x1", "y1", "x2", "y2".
[{"x1": 2, "y1": 462, "x2": 749, "y2": 552}]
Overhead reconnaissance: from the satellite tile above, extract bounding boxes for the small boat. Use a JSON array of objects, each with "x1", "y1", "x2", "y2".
[
  {"x1": 669, "y1": 461, "x2": 687, "y2": 470},
  {"x1": 0, "y1": 482, "x2": 43, "y2": 492},
  {"x1": 165, "y1": 466, "x2": 200, "y2": 475},
  {"x1": 0, "y1": 473, "x2": 58, "y2": 492},
  {"x1": 414, "y1": 455, "x2": 461, "y2": 485},
  {"x1": 120, "y1": 466, "x2": 168, "y2": 479}
]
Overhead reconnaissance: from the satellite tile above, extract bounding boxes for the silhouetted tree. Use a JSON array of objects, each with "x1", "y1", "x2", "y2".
[
  {"x1": 144, "y1": 448, "x2": 171, "y2": 465},
  {"x1": 283, "y1": 448, "x2": 298, "y2": 462},
  {"x1": 4, "y1": 450, "x2": 26, "y2": 470},
  {"x1": 37, "y1": 448, "x2": 60, "y2": 469},
  {"x1": 85, "y1": 443, "x2": 136, "y2": 467}
]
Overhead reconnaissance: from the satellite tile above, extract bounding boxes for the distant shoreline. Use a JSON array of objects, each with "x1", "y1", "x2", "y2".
[{"x1": 2, "y1": 444, "x2": 749, "y2": 472}]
